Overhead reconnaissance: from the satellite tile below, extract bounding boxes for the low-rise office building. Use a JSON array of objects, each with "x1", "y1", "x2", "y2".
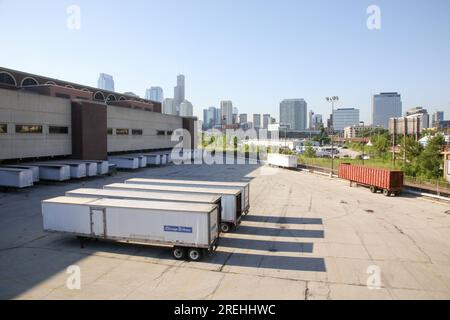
[{"x1": 0, "y1": 67, "x2": 196, "y2": 162}]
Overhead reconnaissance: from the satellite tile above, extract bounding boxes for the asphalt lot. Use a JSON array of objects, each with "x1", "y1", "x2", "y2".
[{"x1": 0, "y1": 159, "x2": 449, "y2": 299}]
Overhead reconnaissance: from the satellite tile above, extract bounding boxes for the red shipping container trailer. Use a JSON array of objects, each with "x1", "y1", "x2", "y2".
[{"x1": 338, "y1": 163, "x2": 404, "y2": 196}]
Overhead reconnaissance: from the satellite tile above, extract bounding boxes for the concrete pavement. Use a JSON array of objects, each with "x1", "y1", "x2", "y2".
[{"x1": 0, "y1": 160, "x2": 449, "y2": 299}]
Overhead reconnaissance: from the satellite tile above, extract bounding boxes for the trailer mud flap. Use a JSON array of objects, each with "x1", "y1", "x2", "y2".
[{"x1": 90, "y1": 207, "x2": 106, "y2": 237}]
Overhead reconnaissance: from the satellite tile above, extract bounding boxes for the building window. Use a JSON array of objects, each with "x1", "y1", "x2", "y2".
[
  {"x1": 166, "y1": 130, "x2": 173, "y2": 136},
  {"x1": 15, "y1": 125, "x2": 43, "y2": 134},
  {"x1": 116, "y1": 128, "x2": 129, "y2": 135},
  {"x1": 132, "y1": 129, "x2": 143, "y2": 135},
  {"x1": 49, "y1": 126, "x2": 69, "y2": 134},
  {"x1": 0, "y1": 124, "x2": 7, "y2": 133},
  {"x1": 157, "y1": 130, "x2": 165, "y2": 136},
  {"x1": 107, "y1": 128, "x2": 113, "y2": 135}
]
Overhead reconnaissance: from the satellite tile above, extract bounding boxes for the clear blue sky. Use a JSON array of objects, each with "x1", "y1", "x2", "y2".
[{"x1": 1, "y1": 0, "x2": 449, "y2": 123}]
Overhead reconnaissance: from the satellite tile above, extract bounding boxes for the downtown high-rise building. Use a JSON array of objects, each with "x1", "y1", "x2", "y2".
[
  {"x1": 97, "y1": 73, "x2": 115, "y2": 91},
  {"x1": 262, "y1": 114, "x2": 271, "y2": 129},
  {"x1": 253, "y1": 114, "x2": 261, "y2": 129},
  {"x1": 179, "y1": 100, "x2": 193, "y2": 117},
  {"x1": 308, "y1": 110, "x2": 314, "y2": 129},
  {"x1": 279, "y1": 99, "x2": 307, "y2": 130},
  {"x1": 220, "y1": 101, "x2": 233, "y2": 126},
  {"x1": 162, "y1": 98, "x2": 177, "y2": 115},
  {"x1": 203, "y1": 106, "x2": 220, "y2": 130},
  {"x1": 432, "y1": 111, "x2": 444, "y2": 126},
  {"x1": 372, "y1": 92, "x2": 402, "y2": 128},
  {"x1": 239, "y1": 113, "x2": 248, "y2": 124},
  {"x1": 145, "y1": 87, "x2": 164, "y2": 103},
  {"x1": 311, "y1": 114, "x2": 323, "y2": 130},
  {"x1": 174, "y1": 74, "x2": 185, "y2": 114},
  {"x1": 333, "y1": 108, "x2": 360, "y2": 131}
]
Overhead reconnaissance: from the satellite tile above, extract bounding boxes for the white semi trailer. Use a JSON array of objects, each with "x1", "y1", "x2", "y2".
[
  {"x1": 66, "y1": 189, "x2": 222, "y2": 220},
  {"x1": 42, "y1": 196, "x2": 220, "y2": 261},
  {"x1": 79, "y1": 161, "x2": 109, "y2": 175},
  {"x1": 1, "y1": 165, "x2": 39, "y2": 182},
  {"x1": 23, "y1": 163, "x2": 71, "y2": 181},
  {"x1": 104, "y1": 183, "x2": 242, "y2": 233},
  {"x1": 108, "y1": 157, "x2": 140, "y2": 169},
  {"x1": 267, "y1": 153, "x2": 298, "y2": 169},
  {"x1": 0, "y1": 167, "x2": 34, "y2": 188},
  {"x1": 125, "y1": 178, "x2": 250, "y2": 214}
]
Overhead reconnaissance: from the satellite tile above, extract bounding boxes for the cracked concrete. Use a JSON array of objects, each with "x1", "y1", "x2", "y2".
[{"x1": 0, "y1": 160, "x2": 449, "y2": 299}]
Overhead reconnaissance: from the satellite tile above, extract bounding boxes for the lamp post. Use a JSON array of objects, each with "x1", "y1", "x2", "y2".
[
  {"x1": 326, "y1": 96, "x2": 339, "y2": 177},
  {"x1": 360, "y1": 121, "x2": 365, "y2": 165}
]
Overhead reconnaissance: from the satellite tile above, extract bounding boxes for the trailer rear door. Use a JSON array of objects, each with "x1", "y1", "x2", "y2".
[{"x1": 90, "y1": 208, "x2": 106, "y2": 237}]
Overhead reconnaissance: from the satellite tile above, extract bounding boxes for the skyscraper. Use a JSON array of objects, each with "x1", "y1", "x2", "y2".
[
  {"x1": 262, "y1": 114, "x2": 271, "y2": 129},
  {"x1": 253, "y1": 114, "x2": 261, "y2": 129},
  {"x1": 220, "y1": 101, "x2": 233, "y2": 126},
  {"x1": 405, "y1": 107, "x2": 430, "y2": 129},
  {"x1": 239, "y1": 113, "x2": 248, "y2": 124},
  {"x1": 432, "y1": 111, "x2": 444, "y2": 126},
  {"x1": 333, "y1": 108, "x2": 360, "y2": 131},
  {"x1": 145, "y1": 87, "x2": 164, "y2": 103},
  {"x1": 308, "y1": 110, "x2": 314, "y2": 129},
  {"x1": 97, "y1": 73, "x2": 115, "y2": 91},
  {"x1": 203, "y1": 106, "x2": 219, "y2": 130},
  {"x1": 174, "y1": 74, "x2": 185, "y2": 114},
  {"x1": 311, "y1": 114, "x2": 323, "y2": 130},
  {"x1": 179, "y1": 100, "x2": 193, "y2": 117},
  {"x1": 279, "y1": 99, "x2": 307, "y2": 130},
  {"x1": 372, "y1": 92, "x2": 402, "y2": 128},
  {"x1": 162, "y1": 98, "x2": 176, "y2": 115}
]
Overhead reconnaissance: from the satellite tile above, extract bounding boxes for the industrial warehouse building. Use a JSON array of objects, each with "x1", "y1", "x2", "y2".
[{"x1": 0, "y1": 67, "x2": 196, "y2": 162}]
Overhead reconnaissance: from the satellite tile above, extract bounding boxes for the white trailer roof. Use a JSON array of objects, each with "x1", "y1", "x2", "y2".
[
  {"x1": 44, "y1": 196, "x2": 217, "y2": 213},
  {"x1": 105, "y1": 183, "x2": 241, "y2": 195},
  {"x1": 127, "y1": 178, "x2": 249, "y2": 188},
  {"x1": 67, "y1": 188, "x2": 221, "y2": 203},
  {"x1": 0, "y1": 167, "x2": 31, "y2": 172}
]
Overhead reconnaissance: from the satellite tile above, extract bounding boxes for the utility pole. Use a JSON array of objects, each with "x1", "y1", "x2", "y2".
[
  {"x1": 360, "y1": 121, "x2": 365, "y2": 165},
  {"x1": 326, "y1": 96, "x2": 339, "y2": 177}
]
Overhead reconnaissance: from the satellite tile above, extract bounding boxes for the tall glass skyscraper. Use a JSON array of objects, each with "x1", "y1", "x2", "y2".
[
  {"x1": 97, "y1": 73, "x2": 115, "y2": 91},
  {"x1": 220, "y1": 101, "x2": 233, "y2": 126},
  {"x1": 333, "y1": 108, "x2": 360, "y2": 131},
  {"x1": 145, "y1": 87, "x2": 164, "y2": 103},
  {"x1": 372, "y1": 92, "x2": 402, "y2": 128},
  {"x1": 279, "y1": 99, "x2": 307, "y2": 130},
  {"x1": 174, "y1": 75, "x2": 185, "y2": 114}
]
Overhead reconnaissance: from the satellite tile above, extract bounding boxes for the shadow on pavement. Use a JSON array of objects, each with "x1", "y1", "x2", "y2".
[
  {"x1": 242, "y1": 215, "x2": 323, "y2": 225},
  {"x1": 236, "y1": 225, "x2": 324, "y2": 238},
  {"x1": 219, "y1": 237, "x2": 314, "y2": 253}
]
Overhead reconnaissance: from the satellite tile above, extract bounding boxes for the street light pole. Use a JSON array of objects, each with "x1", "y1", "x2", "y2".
[
  {"x1": 360, "y1": 121, "x2": 365, "y2": 165},
  {"x1": 326, "y1": 96, "x2": 339, "y2": 177}
]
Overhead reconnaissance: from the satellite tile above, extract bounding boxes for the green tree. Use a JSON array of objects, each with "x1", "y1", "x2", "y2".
[
  {"x1": 400, "y1": 135, "x2": 423, "y2": 163},
  {"x1": 416, "y1": 135, "x2": 445, "y2": 179},
  {"x1": 304, "y1": 141, "x2": 316, "y2": 158},
  {"x1": 371, "y1": 134, "x2": 390, "y2": 157}
]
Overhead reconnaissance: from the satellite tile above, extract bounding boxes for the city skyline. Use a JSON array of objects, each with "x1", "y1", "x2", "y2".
[{"x1": 1, "y1": 0, "x2": 449, "y2": 121}]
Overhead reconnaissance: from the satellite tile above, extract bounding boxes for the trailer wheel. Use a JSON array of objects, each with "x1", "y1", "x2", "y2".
[
  {"x1": 383, "y1": 189, "x2": 391, "y2": 197},
  {"x1": 370, "y1": 186, "x2": 376, "y2": 193},
  {"x1": 220, "y1": 223, "x2": 231, "y2": 233},
  {"x1": 172, "y1": 247, "x2": 187, "y2": 260},
  {"x1": 188, "y1": 248, "x2": 202, "y2": 261}
]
